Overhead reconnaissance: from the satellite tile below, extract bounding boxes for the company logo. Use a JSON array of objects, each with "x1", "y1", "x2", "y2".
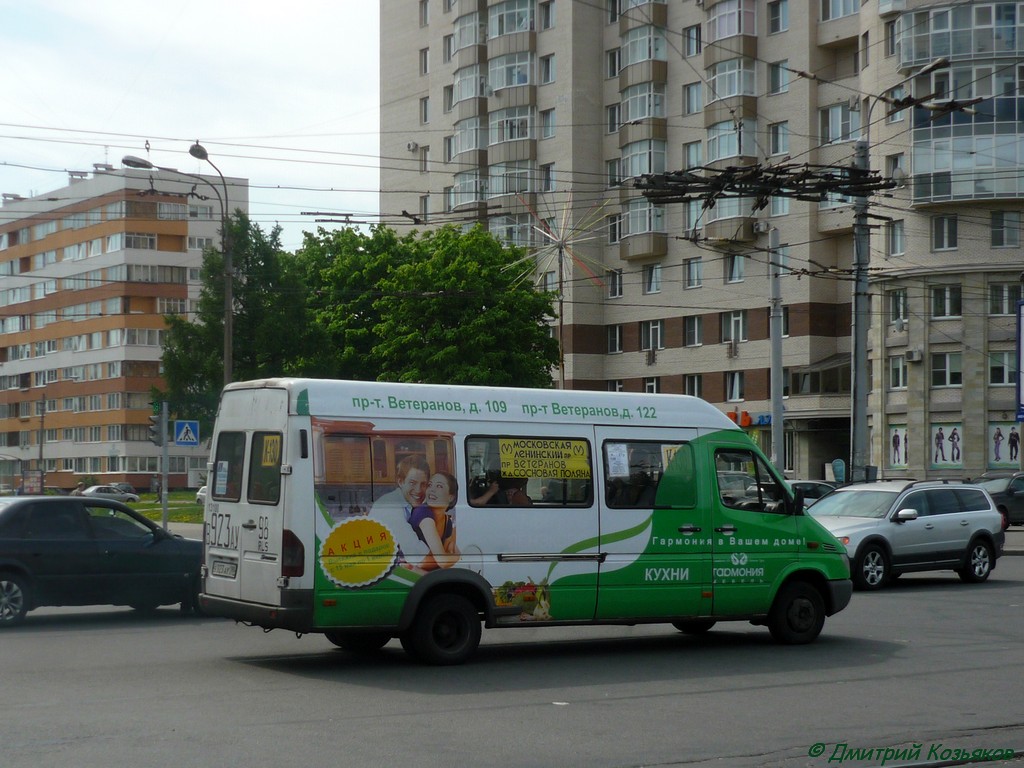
[{"x1": 731, "y1": 552, "x2": 749, "y2": 566}]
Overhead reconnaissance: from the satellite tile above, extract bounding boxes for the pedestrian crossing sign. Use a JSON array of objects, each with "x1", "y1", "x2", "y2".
[{"x1": 174, "y1": 420, "x2": 200, "y2": 446}]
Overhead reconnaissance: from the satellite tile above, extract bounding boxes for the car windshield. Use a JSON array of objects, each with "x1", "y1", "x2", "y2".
[
  {"x1": 808, "y1": 489, "x2": 897, "y2": 518},
  {"x1": 978, "y1": 477, "x2": 1010, "y2": 492}
]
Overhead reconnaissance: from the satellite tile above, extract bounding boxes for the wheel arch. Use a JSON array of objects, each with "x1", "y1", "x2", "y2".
[
  {"x1": 775, "y1": 569, "x2": 832, "y2": 614},
  {"x1": 396, "y1": 569, "x2": 496, "y2": 632}
]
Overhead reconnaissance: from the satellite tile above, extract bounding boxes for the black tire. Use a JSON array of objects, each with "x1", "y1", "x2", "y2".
[
  {"x1": 768, "y1": 581, "x2": 825, "y2": 645},
  {"x1": 0, "y1": 572, "x2": 29, "y2": 627},
  {"x1": 403, "y1": 593, "x2": 481, "y2": 665},
  {"x1": 181, "y1": 576, "x2": 204, "y2": 615},
  {"x1": 852, "y1": 544, "x2": 889, "y2": 590},
  {"x1": 958, "y1": 539, "x2": 994, "y2": 584},
  {"x1": 324, "y1": 631, "x2": 392, "y2": 654},
  {"x1": 672, "y1": 619, "x2": 716, "y2": 634}
]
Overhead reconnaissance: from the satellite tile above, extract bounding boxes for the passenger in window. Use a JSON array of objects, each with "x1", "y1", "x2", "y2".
[
  {"x1": 409, "y1": 472, "x2": 460, "y2": 571},
  {"x1": 471, "y1": 475, "x2": 532, "y2": 505}
]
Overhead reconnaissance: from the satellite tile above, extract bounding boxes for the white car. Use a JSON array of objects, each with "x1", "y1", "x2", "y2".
[
  {"x1": 82, "y1": 485, "x2": 140, "y2": 503},
  {"x1": 195, "y1": 486, "x2": 207, "y2": 506}
]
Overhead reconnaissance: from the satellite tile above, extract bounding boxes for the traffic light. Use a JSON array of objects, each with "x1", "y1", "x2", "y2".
[{"x1": 148, "y1": 414, "x2": 163, "y2": 446}]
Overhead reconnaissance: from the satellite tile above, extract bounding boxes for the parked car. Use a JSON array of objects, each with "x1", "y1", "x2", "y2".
[
  {"x1": 0, "y1": 496, "x2": 202, "y2": 625},
  {"x1": 973, "y1": 472, "x2": 1024, "y2": 530},
  {"x1": 809, "y1": 480, "x2": 1004, "y2": 590},
  {"x1": 790, "y1": 480, "x2": 838, "y2": 505},
  {"x1": 82, "y1": 485, "x2": 140, "y2": 503},
  {"x1": 195, "y1": 486, "x2": 207, "y2": 506},
  {"x1": 113, "y1": 482, "x2": 137, "y2": 496}
]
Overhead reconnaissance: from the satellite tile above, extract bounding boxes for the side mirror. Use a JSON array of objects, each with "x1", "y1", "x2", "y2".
[{"x1": 895, "y1": 508, "x2": 918, "y2": 522}]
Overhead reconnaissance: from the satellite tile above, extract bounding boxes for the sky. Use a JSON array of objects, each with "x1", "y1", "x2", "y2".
[{"x1": 0, "y1": 0, "x2": 380, "y2": 251}]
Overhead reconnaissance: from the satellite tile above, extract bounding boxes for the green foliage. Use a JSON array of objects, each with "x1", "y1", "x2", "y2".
[{"x1": 161, "y1": 221, "x2": 558, "y2": 424}]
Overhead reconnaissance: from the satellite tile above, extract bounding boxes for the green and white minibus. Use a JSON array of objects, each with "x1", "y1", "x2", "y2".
[{"x1": 199, "y1": 379, "x2": 852, "y2": 664}]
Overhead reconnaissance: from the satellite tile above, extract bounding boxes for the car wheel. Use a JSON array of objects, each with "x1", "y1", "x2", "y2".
[
  {"x1": 958, "y1": 540, "x2": 994, "y2": 584},
  {"x1": 672, "y1": 619, "x2": 717, "y2": 634},
  {"x1": 768, "y1": 581, "x2": 825, "y2": 645},
  {"x1": 853, "y1": 544, "x2": 889, "y2": 590},
  {"x1": 324, "y1": 631, "x2": 392, "y2": 654},
  {"x1": 403, "y1": 594, "x2": 481, "y2": 665},
  {"x1": 0, "y1": 572, "x2": 29, "y2": 626}
]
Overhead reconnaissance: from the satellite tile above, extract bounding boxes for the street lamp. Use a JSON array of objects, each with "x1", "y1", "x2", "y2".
[
  {"x1": 850, "y1": 57, "x2": 948, "y2": 484},
  {"x1": 121, "y1": 150, "x2": 233, "y2": 386},
  {"x1": 189, "y1": 142, "x2": 233, "y2": 387}
]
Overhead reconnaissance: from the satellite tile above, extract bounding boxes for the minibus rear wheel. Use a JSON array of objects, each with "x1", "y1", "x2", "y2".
[
  {"x1": 403, "y1": 593, "x2": 481, "y2": 665},
  {"x1": 767, "y1": 581, "x2": 825, "y2": 644}
]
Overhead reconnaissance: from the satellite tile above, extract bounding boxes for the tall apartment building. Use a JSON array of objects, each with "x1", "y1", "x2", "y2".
[
  {"x1": 380, "y1": 0, "x2": 1024, "y2": 482},
  {"x1": 0, "y1": 165, "x2": 248, "y2": 491}
]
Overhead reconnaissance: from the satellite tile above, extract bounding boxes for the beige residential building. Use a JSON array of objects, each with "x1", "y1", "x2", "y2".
[
  {"x1": 0, "y1": 165, "x2": 247, "y2": 491},
  {"x1": 381, "y1": 0, "x2": 1023, "y2": 482}
]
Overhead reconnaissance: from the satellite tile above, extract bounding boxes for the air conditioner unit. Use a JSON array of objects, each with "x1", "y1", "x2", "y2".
[
  {"x1": 753, "y1": 221, "x2": 770, "y2": 234},
  {"x1": 406, "y1": 141, "x2": 419, "y2": 152},
  {"x1": 905, "y1": 348, "x2": 923, "y2": 363}
]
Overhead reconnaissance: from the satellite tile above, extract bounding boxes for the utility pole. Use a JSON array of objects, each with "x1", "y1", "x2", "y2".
[
  {"x1": 769, "y1": 227, "x2": 785, "y2": 471},
  {"x1": 850, "y1": 139, "x2": 871, "y2": 484},
  {"x1": 161, "y1": 401, "x2": 169, "y2": 530}
]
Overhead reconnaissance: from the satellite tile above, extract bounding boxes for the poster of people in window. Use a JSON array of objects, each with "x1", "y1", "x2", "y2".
[
  {"x1": 929, "y1": 423, "x2": 963, "y2": 470},
  {"x1": 989, "y1": 422, "x2": 1021, "y2": 470}
]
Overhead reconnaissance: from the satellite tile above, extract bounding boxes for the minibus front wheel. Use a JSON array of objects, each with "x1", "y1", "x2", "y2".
[{"x1": 767, "y1": 581, "x2": 825, "y2": 645}]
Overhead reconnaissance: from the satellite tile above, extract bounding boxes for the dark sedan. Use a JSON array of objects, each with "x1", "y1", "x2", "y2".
[
  {"x1": 0, "y1": 496, "x2": 201, "y2": 626},
  {"x1": 975, "y1": 473, "x2": 1024, "y2": 530}
]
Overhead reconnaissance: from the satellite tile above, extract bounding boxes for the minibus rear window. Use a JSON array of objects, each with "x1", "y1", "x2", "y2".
[
  {"x1": 212, "y1": 431, "x2": 246, "y2": 502},
  {"x1": 248, "y1": 432, "x2": 282, "y2": 505}
]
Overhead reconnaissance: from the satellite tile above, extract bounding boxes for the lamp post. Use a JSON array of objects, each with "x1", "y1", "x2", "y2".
[
  {"x1": 121, "y1": 149, "x2": 233, "y2": 386},
  {"x1": 189, "y1": 142, "x2": 233, "y2": 387},
  {"x1": 849, "y1": 57, "x2": 948, "y2": 484}
]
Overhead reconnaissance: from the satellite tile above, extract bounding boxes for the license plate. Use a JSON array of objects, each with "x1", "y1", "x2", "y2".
[{"x1": 211, "y1": 560, "x2": 237, "y2": 578}]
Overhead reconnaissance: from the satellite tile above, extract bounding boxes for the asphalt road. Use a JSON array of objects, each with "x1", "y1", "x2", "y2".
[{"x1": 4, "y1": 553, "x2": 1024, "y2": 768}]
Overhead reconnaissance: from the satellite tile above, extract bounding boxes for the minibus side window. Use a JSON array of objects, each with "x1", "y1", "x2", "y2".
[
  {"x1": 466, "y1": 435, "x2": 593, "y2": 507},
  {"x1": 715, "y1": 449, "x2": 787, "y2": 513},
  {"x1": 605, "y1": 441, "x2": 695, "y2": 509},
  {"x1": 248, "y1": 431, "x2": 282, "y2": 505},
  {"x1": 212, "y1": 431, "x2": 246, "y2": 502}
]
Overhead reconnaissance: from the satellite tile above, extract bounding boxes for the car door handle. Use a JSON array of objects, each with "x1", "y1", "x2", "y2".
[
  {"x1": 960, "y1": 520, "x2": 970, "y2": 526},
  {"x1": 678, "y1": 524, "x2": 702, "y2": 533},
  {"x1": 241, "y1": 520, "x2": 258, "y2": 530},
  {"x1": 924, "y1": 523, "x2": 934, "y2": 530},
  {"x1": 715, "y1": 525, "x2": 737, "y2": 534}
]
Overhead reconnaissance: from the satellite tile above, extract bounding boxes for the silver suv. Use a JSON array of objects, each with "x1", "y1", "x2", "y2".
[{"x1": 808, "y1": 480, "x2": 1004, "y2": 590}]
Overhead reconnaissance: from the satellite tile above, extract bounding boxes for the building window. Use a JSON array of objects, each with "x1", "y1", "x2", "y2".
[
  {"x1": 707, "y1": 0, "x2": 756, "y2": 43},
  {"x1": 419, "y1": 0, "x2": 429, "y2": 26},
  {"x1": 990, "y1": 283, "x2": 1022, "y2": 316},
  {"x1": 683, "y1": 83, "x2": 702, "y2": 115},
  {"x1": 821, "y1": 0, "x2": 855, "y2": 22},
  {"x1": 684, "y1": 316, "x2": 703, "y2": 347},
  {"x1": 768, "y1": 61, "x2": 789, "y2": 94},
  {"x1": 931, "y1": 352, "x2": 962, "y2": 387},
  {"x1": 607, "y1": 214, "x2": 622, "y2": 244},
  {"x1": 769, "y1": 122, "x2": 789, "y2": 155},
  {"x1": 889, "y1": 289, "x2": 907, "y2": 324},
  {"x1": 489, "y1": 51, "x2": 532, "y2": 89},
  {"x1": 606, "y1": 48, "x2": 620, "y2": 77},
  {"x1": 606, "y1": 104, "x2": 621, "y2": 133},
  {"x1": 489, "y1": 106, "x2": 533, "y2": 144},
  {"x1": 990, "y1": 351, "x2": 1018, "y2": 386},
  {"x1": 608, "y1": 325, "x2": 623, "y2": 354},
  {"x1": 540, "y1": 54, "x2": 556, "y2": 84},
  {"x1": 684, "y1": 24, "x2": 701, "y2": 56},
  {"x1": 443, "y1": 85, "x2": 454, "y2": 113},
  {"x1": 607, "y1": 159, "x2": 621, "y2": 187},
  {"x1": 931, "y1": 285, "x2": 962, "y2": 318},
  {"x1": 607, "y1": 0, "x2": 618, "y2": 23},
  {"x1": 884, "y1": 19, "x2": 899, "y2": 57},
  {"x1": 886, "y1": 220, "x2": 905, "y2": 256},
  {"x1": 489, "y1": 0, "x2": 533, "y2": 37},
  {"x1": 621, "y1": 25, "x2": 666, "y2": 68},
  {"x1": 625, "y1": 198, "x2": 665, "y2": 235},
  {"x1": 418, "y1": 145, "x2": 430, "y2": 173},
  {"x1": 607, "y1": 268, "x2": 623, "y2": 298},
  {"x1": 419, "y1": 47, "x2": 430, "y2": 75},
  {"x1": 768, "y1": 0, "x2": 788, "y2": 33},
  {"x1": 886, "y1": 153, "x2": 904, "y2": 178},
  {"x1": 419, "y1": 195, "x2": 430, "y2": 222},
  {"x1": 888, "y1": 355, "x2": 908, "y2": 389},
  {"x1": 860, "y1": 32, "x2": 869, "y2": 70},
  {"x1": 643, "y1": 377, "x2": 661, "y2": 394},
  {"x1": 992, "y1": 211, "x2": 1020, "y2": 247},
  {"x1": 622, "y1": 82, "x2": 665, "y2": 122},
  {"x1": 725, "y1": 371, "x2": 745, "y2": 402},
  {"x1": 443, "y1": 34, "x2": 454, "y2": 62},
  {"x1": 684, "y1": 257, "x2": 703, "y2": 288},
  {"x1": 707, "y1": 119, "x2": 754, "y2": 162},
  {"x1": 640, "y1": 319, "x2": 664, "y2": 351},
  {"x1": 726, "y1": 254, "x2": 745, "y2": 283},
  {"x1": 885, "y1": 85, "x2": 906, "y2": 123},
  {"x1": 707, "y1": 58, "x2": 756, "y2": 103},
  {"x1": 643, "y1": 263, "x2": 662, "y2": 294},
  {"x1": 820, "y1": 103, "x2": 860, "y2": 144},
  {"x1": 932, "y1": 215, "x2": 958, "y2": 251},
  {"x1": 540, "y1": 108, "x2": 555, "y2": 139},
  {"x1": 541, "y1": 163, "x2": 555, "y2": 192},
  {"x1": 607, "y1": 379, "x2": 624, "y2": 392},
  {"x1": 683, "y1": 141, "x2": 702, "y2": 169},
  {"x1": 419, "y1": 96, "x2": 430, "y2": 124},
  {"x1": 684, "y1": 374, "x2": 702, "y2": 397},
  {"x1": 770, "y1": 195, "x2": 789, "y2": 217},
  {"x1": 540, "y1": 1, "x2": 554, "y2": 29},
  {"x1": 721, "y1": 310, "x2": 747, "y2": 342}
]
